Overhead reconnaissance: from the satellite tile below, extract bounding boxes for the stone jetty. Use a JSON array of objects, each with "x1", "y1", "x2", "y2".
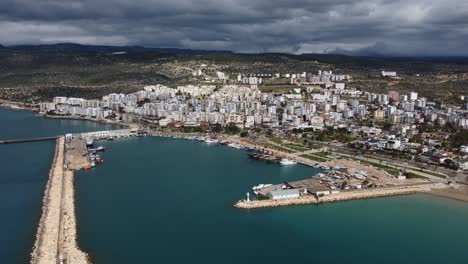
[
  {"x1": 234, "y1": 183, "x2": 447, "y2": 209},
  {"x1": 30, "y1": 137, "x2": 90, "y2": 264}
]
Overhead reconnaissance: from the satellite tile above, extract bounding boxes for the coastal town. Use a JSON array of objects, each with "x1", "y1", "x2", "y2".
[
  {"x1": 3, "y1": 65, "x2": 468, "y2": 263},
  {"x1": 36, "y1": 68, "x2": 468, "y2": 175},
  {"x1": 21, "y1": 66, "x2": 466, "y2": 210}
]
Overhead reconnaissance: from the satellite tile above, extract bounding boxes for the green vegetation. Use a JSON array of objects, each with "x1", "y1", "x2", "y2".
[
  {"x1": 448, "y1": 130, "x2": 468, "y2": 149},
  {"x1": 311, "y1": 127, "x2": 356, "y2": 143},
  {"x1": 300, "y1": 154, "x2": 328, "y2": 162},
  {"x1": 178, "y1": 126, "x2": 203, "y2": 133},
  {"x1": 271, "y1": 137, "x2": 283, "y2": 144},
  {"x1": 1, "y1": 47, "x2": 468, "y2": 102},
  {"x1": 418, "y1": 169, "x2": 446, "y2": 179},
  {"x1": 314, "y1": 151, "x2": 331, "y2": 158},
  {"x1": 260, "y1": 143, "x2": 294, "y2": 153},
  {"x1": 404, "y1": 171, "x2": 425, "y2": 179},
  {"x1": 283, "y1": 143, "x2": 311, "y2": 152},
  {"x1": 224, "y1": 123, "x2": 241, "y2": 134},
  {"x1": 360, "y1": 160, "x2": 400, "y2": 176}
]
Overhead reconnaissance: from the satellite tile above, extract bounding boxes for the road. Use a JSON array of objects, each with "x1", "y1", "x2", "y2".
[{"x1": 303, "y1": 138, "x2": 466, "y2": 179}]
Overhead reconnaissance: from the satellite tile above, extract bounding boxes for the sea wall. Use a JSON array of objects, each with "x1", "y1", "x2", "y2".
[
  {"x1": 234, "y1": 183, "x2": 447, "y2": 209},
  {"x1": 30, "y1": 137, "x2": 90, "y2": 264},
  {"x1": 61, "y1": 170, "x2": 89, "y2": 263},
  {"x1": 30, "y1": 137, "x2": 63, "y2": 263}
]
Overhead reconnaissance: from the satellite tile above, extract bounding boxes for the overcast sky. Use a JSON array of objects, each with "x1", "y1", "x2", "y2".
[{"x1": 1, "y1": 0, "x2": 467, "y2": 56}]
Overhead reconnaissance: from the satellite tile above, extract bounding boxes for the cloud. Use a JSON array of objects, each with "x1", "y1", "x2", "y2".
[{"x1": 0, "y1": 0, "x2": 468, "y2": 55}]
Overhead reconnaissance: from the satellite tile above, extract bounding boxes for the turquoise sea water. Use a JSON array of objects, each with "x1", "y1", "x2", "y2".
[
  {"x1": 0, "y1": 108, "x2": 117, "y2": 263},
  {"x1": 76, "y1": 137, "x2": 468, "y2": 264}
]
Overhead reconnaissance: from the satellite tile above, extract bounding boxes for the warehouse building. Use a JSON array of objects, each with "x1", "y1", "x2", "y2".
[{"x1": 268, "y1": 189, "x2": 300, "y2": 200}]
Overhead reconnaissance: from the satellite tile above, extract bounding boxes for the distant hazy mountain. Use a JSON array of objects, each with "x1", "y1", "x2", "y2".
[{"x1": 5, "y1": 43, "x2": 233, "y2": 55}]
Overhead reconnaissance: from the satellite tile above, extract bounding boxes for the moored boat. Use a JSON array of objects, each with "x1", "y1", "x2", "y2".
[
  {"x1": 204, "y1": 137, "x2": 220, "y2": 144},
  {"x1": 227, "y1": 143, "x2": 243, "y2": 149},
  {"x1": 280, "y1": 158, "x2": 297, "y2": 165}
]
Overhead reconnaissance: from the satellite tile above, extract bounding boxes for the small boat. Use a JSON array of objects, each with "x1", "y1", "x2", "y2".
[
  {"x1": 97, "y1": 146, "x2": 106, "y2": 152},
  {"x1": 86, "y1": 138, "x2": 94, "y2": 148},
  {"x1": 252, "y1": 184, "x2": 272, "y2": 194},
  {"x1": 204, "y1": 138, "x2": 219, "y2": 144},
  {"x1": 95, "y1": 155, "x2": 102, "y2": 164},
  {"x1": 227, "y1": 143, "x2": 243, "y2": 149},
  {"x1": 91, "y1": 161, "x2": 96, "y2": 167},
  {"x1": 83, "y1": 165, "x2": 91, "y2": 170},
  {"x1": 280, "y1": 158, "x2": 297, "y2": 165}
]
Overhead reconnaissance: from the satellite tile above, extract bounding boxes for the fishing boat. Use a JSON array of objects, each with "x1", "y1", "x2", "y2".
[{"x1": 280, "y1": 158, "x2": 297, "y2": 165}]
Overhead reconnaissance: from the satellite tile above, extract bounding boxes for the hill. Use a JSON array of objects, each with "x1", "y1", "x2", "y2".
[{"x1": 0, "y1": 43, "x2": 467, "y2": 103}]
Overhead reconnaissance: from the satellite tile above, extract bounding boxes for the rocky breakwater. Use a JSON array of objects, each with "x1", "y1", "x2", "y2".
[
  {"x1": 30, "y1": 137, "x2": 90, "y2": 264},
  {"x1": 234, "y1": 183, "x2": 448, "y2": 209}
]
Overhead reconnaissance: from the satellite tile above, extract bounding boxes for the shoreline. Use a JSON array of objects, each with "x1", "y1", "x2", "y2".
[
  {"x1": 426, "y1": 185, "x2": 468, "y2": 203},
  {"x1": 0, "y1": 99, "x2": 39, "y2": 111}
]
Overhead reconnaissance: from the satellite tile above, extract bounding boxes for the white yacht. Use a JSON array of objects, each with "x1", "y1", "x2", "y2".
[
  {"x1": 252, "y1": 184, "x2": 273, "y2": 194},
  {"x1": 204, "y1": 138, "x2": 220, "y2": 144},
  {"x1": 280, "y1": 158, "x2": 297, "y2": 165},
  {"x1": 227, "y1": 143, "x2": 243, "y2": 149}
]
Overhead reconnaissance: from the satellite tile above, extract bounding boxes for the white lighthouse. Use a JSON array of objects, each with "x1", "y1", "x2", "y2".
[{"x1": 246, "y1": 192, "x2": 250, "y2": 203}]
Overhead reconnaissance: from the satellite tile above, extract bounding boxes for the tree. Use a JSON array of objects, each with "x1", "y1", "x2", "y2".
[
  {"x1": 224, "y1": 123, "x2": 241, "y2": 134},
  {"x1": 211, "y1": 124, "x2": 222, "y2": 133},
  {"x1": 240, "y1": 131, "x2": 248, "y2": 138},
  {"x1": 341, "y1": 181, "x2": 348, "y2": 190},
  {"x1": 443, "y1": 159, "x2": 459, "y2": 170}
]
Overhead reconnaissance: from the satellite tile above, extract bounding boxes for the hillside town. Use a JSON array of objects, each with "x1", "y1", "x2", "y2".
[{"x1": 38, "y1": 69, "x2": 468, "y2": 173}]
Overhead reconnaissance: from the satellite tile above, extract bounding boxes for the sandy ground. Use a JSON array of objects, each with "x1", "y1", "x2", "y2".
[{"x1": 429, "y1": 184, "x2": 468, "y2": 203}]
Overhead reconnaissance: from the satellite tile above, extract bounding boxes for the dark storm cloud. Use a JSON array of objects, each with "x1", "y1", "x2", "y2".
[{"x1": 1, "y1": 0, "x2": 468, "y2": 55}]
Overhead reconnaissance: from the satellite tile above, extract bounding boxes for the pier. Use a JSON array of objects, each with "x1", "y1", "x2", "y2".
[
  {"x1": 0, "y1": 136, "x2": 58, "y2": 144},
  {"x1": 30, "y1": 136, "x2": 90, "y2": 264}
]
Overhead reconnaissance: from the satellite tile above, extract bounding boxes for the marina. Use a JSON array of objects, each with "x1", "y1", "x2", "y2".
[{"x1": 74, "y1": 135, "x2": 468, "y2": 264}]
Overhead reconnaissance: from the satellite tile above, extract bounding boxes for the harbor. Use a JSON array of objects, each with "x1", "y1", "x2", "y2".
[
  {"x1": 0, "y1": 110, "x2": 463, "y2": 263},
  {"x1": 30, "y1": 129, "x2": 147, "y2": 264}
]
